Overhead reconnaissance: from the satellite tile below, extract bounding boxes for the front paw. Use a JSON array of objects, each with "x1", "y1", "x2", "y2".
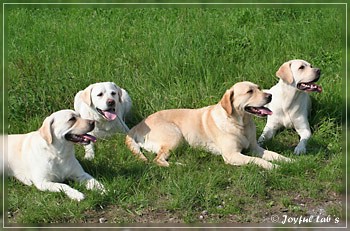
[
  {"x1": 67, "y1": 189, "x2": 85, "y2": 201},
  {"x1": 154, "y1": 158, "x2": 170, "y2": 167},
  {"x1": 294, "y1": 145, "x2": 306, "y2": 155},
  {"x1": 263, "y1": 162, "x2": 278, "y2": 170},
  {"x1": 278, "y1": 155, "x2": 293, "y2": 162},
  {"x1": 257, "y1": 136, "x2": 265, "y2": 146},
  {"x1": 84, "y1": 145, "x2": 95, "y2": 160},
  {"x1": 86, "y1": 179, "x2": 106, "y2": 194},
  {"x1": 84, "y1": 151, "x2": 95, "y2": 160}
]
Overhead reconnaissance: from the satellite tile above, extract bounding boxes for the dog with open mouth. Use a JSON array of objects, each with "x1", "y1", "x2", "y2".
[
  {"x1": 258, "y1": 59, "x2": 322, "y2": 154},
  {"x1": 5, "y1": 110, "x2": 105, "y2": 201},
  {"x1": 74, "y1": 82, "x2": 132, "y2": 160},
  {"x1": 126, "y1": 81, "x2": 291, "y2": 170}
]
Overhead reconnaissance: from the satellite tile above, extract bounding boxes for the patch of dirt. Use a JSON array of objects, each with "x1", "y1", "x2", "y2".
[
  {"x1": 78, "y1": 192, "x2": 344, "y2": 227},
  {"x1": 81, "y1": 206, "x2": 184, "y2": 224}
]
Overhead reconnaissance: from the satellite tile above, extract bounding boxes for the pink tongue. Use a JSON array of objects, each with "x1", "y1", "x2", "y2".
[
  {"x1": 316, "y1": 85, "x2": 322, "y2": 93},
  {"x1": 260, "y1": 108, "x2": 273, "y2": 115},
  {"x1": 103, "y1": 110, "x2": 117, "y2": 121},
  {"x1": 83, "y1": 134, "x2": 97, "y2": 143}
]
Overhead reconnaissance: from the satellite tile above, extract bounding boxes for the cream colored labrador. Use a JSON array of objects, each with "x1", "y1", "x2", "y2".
[
  {"x1": 258, "y1": 59, "x2": 322, "y2": 154},
  {"x1": 126, "y1": 81, "x2": 291, "y2": 170},
  {"x1": 6, "y1": 110, "x2": 105, "y2": 201},
  {"x1": 74, "y1": 82, "x2": 132, "y2": 160}
]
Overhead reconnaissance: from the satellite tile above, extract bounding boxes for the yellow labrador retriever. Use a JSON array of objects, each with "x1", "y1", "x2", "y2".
[
  {"x1": 258, "y1": 60, "x2": 322, "y2": 154},
  {"x1": 126, "y1": 81, "x2": 291, "y2": 170},
  {"x1": 6, "y1": 110, "x2": 105, "y2": 201}
]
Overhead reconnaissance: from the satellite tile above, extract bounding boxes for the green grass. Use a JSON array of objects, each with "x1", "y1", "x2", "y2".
[{"x1": 5, "y1": 6, "x2": 344, "y2": 226}]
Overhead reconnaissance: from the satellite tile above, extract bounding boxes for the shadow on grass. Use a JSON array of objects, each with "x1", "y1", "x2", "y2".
[
  {"x1": 125, "y1": 107, "x2": 148, "y2": 128},
  {"x1": 310, "y1": 94, "x2": 342, "y2": 126},
  {"x1": 261, "y1": 129, "x2": 331, "y2": 158},
  {"x1": 79, "y1": 155, "x2": 152, "y2": 182}
]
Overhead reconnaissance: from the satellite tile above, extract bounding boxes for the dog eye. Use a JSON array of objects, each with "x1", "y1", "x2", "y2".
[
  {"x1": 69, "y1": 117, "x2": 76, "y2": 122},
  {"x1": 97, "y1": 92, "x2": 103, "y2": 97},
  {"x1": 299, "y1": 66, "x2": 305, "y2": 70},
  {"x1": 111, "y1": 91, "x2": 116, "y2": 96},
  {"x1": 247, "y1": 89, "x2": 253, "y2": 94}
]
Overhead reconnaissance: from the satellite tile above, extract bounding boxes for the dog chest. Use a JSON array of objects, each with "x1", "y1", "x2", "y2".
[
  {"x1": 43, "y1": 157, "x2": 76, "y2": 182},
  {"x1": 191, "y1": 138, "x2": 222, "y2": 155},
  {"x1": 237, "y1": 134, "x2": 250, "y2": 150}
]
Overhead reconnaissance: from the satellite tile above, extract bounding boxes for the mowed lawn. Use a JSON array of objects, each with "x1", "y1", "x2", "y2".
[{"x1": 4, "y1": 5, "x2": 345, "y2": 226}]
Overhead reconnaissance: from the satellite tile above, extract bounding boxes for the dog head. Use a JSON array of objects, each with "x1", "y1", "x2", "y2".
[
  {"x1": 221, "y1": 81, "x2": 272, "y2": 118},
  {"x1": 39, "y1": 110, "x2": 96, "y2": 145},
  {"x1": 276, "y1": 59, "x2": 322, "y2": 93},
  {"x1": 80, "y1": 82, "x2": 123, "y2": 121}
]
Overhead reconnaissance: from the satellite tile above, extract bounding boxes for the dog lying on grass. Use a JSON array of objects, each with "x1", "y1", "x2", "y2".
[
  {"x1": 126, "y1": 81, "x2": 291, "y2": 170},
  {"x1": 6, "y1": 110, "x2": 105, "y2": 201}
]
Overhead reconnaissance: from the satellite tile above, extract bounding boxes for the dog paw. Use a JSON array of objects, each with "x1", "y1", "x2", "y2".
[
  {"x1": 154, "y1": 159, "x2": 170, "y2": 167},
  {"x1": 294, "y1": 145, "x2": 306, "y2": 155},
  {"x1": 96, "y1": 183, "x2": 106, "y2": 194},
  {"x1": 86, "y1": 179, "x2": 106, "y2": 193},
  {"x1": 257, "y1": 136, "x2": 265, "y2": 146},
  {"x1": 84, "y1": 152, "x2": 95, "y2": 160},
  {"x1": 67, "y1": 190, "x2": 85, "y2": 201},
  {"x1": 137, "y1": 154, "x2": 148, "y2": 162},
  {"x1": 265, "y1": 162, "x2": 278, "y2": 170},
  {"x1": 271, "y1": 164, "x2": 279, "y2": 169},
  {"x1": 281, "y1": 156, "x2": 293, "y2": 162},
  {"x1": 98, "y1": 184, "x2": 107, "y2": 195}
]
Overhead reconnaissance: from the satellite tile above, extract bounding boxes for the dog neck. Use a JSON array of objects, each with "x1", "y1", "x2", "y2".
[
  {"x1": 223, "y1": 106, "x2": 252, "y2": 128},
  {"x1": 48, "y1": 138, "x2": 75, "y2": 159},
  {"x1": 277, "y1": 79, "x2": 306, "y2": 109}
]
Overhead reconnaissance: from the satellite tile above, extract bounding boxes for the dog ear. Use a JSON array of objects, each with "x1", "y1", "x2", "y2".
[
  {"x1": 276, "y1": 61, "x2": 294, "y2": 84},
  {"x1": 221, "y1": 89, "x2": 234, "y2": 115},
  {"x1": 111, "y1": 82, "x2": 122, "y2": 103},
  {"x1": 118, "y1": 89, "x2": 122, "y2": 103},
  {"x1": 81, "y1": 85, "x2": 93, "y2": 106},
  {"x1": 39, "y1": 116, "x2": 54, "y2": 144}
]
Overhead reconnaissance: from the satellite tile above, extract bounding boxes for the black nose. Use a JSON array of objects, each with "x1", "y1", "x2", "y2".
[
  {"x1": 88, "y1": 120, "x2": 95, "y2": 129},
  {"x1": 315, "y1": 68, "x2": 321, "y2": 76},
  {"x1": 107, "y1": 99, "x2": 115, "y2": 106},
  {"x1": 266, "y1": 93, "x2": 272, "y2": 103}
]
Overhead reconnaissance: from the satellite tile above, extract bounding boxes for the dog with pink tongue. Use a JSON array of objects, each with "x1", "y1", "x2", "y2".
[{"x1": 74, "y1": 82, "x2": 132, "y2": 160}]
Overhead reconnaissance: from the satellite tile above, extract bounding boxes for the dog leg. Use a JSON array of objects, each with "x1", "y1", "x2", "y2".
[
  {"x1": 125, "y1": 135, "x2": 148, "y2": 162},
  {"x1": 34, "y1": 181, "x2": 85, "y2": 201},
  {"x1": 258, "y1": 123, "x2": 280, "y2": 145},
  {"x1": 84, "y1": 143, "x2": 95, "y2": 160},
  {"x1": 70, "y1": 164, "x2": 106, "y2": 194},
  {"x1": 294, "y1": 125, "x2": 311, "y2": 155},
  {"x1": 78, "y1": 174, "x2": 106, "y2": 193},
  {"x1": 222, "y1": 152, "x2": 276, "y2": 170},
  {"x1": 12, "y1": 173, "x2": 33, "y2": 186},
  {"x1": 153, "y1": 146, "x2": 171, "y2": 167},
  {"x1": 85, "y1": 178, "x2": 106, "y2": 193},
  {"x1": 253, "y1": 145, "x2": 292, "y2": 162},
  {"x1": 117, "y1": 117, "x2": 130, "y2": 133}
]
